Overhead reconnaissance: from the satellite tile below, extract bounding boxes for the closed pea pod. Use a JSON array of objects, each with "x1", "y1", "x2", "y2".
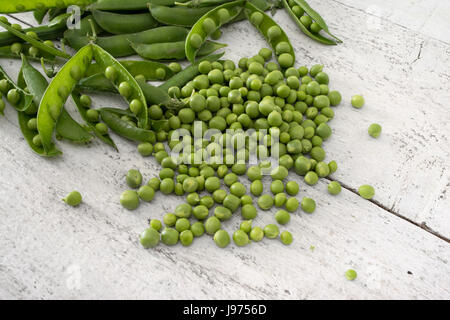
[
  {"x1": 245, "y1": 1, "x2": 295, "y2": 68},
  {"x1": 185, "y1": 0, "x2": 245, "y2": 63},
  {"x1": 92, "y1": 9, "x2": 158, "y2": 35},
  {"x1": 91, "y1": 0, "x2": 182, "y2": 11},
  {"x1": 0, "y1": 0, "x2": 94, "y2": 13},
  {"x1": 149, "y1": 4, "x2": 218, "y2": 27},
  {"x1": 37, "y1": 45, "x2": 93, "y2": 152}
]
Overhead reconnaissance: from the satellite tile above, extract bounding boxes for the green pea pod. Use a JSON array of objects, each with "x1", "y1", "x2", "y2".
[
  {"x1": 55, "y1": 108, "x2": 93, "y2": 143},
  {"x1": 99, "y1": 108, "x2": 156, "y2": 142},
  {"x1": 0, "y1": 19, "x2": 70, "y2": 59},
  {"x1": 86, "y1": 60, "x2": 174, "y2": 80},
  {"x1": 0, "y1": 44, "x2": 56, "y2": 62},
  {"x1": 185, "y1": 0, "x2": 244, "y2": 63},
  {"x1": 130, "y1": 40, "x2": 227, "y2": 61},
  {"x1": 77, "y1": 73, "x2": 116, "y2": 93},
  {"x1": 65, "y1": 25, "x2": 189, "y2": 57},
  {"x1": 37, "y1": 44, "x2": 93, "y2": 152},
  {"x1": 149, "y1": 4, "x2": 219, "y2": 27},
  {"x1": 0, "y1": 0, "x2": 95, "y2": 13},
  {"x1": 245, "y1": 1, "x2": 295, "y2": 65},
  {"x1": 282, "y1": 0, "x2": 337, "y2": 45},
  {"x1": 34, "y1": 9, "x2": 48, "y2": 24},
  {"x1": 0, "y1": 65, "x2": 33, "y2": 112},
  {"x1": 136, "y1": 78, "x2": 185, "y2": 110},
  {"x1": 0, "y1": 20, "x2": 66, "y2": 48},
  {"x1": 90, "y1": 0, "x2": 186, "y2": 11},
  {"x1": 91, "y1": 43, "x2": 148, "y2": 128},
  {"x1": 292, "y1": 0, "x2": 342, "y2": 43},
  {"x1": 92, "y1": 9, "x2": 159, "y2": 35},
  {"x1": 175, "y1": 0, "x2": 229, "y2": 8},
  {"x1": 159, "y1": 52, "x2": 224, "y2": 91},
  {"x1": 72, "y1": 90, "x2": 118, "y2": 150}
]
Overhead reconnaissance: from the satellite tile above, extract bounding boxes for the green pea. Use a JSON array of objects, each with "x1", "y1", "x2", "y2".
[
  {"x1": 250, "y1": 180, "x2": 263, "y2": 196},
  {"x1": 214, "y1": 206, "x2": 232, "y2": 221},
  {"x1": 258, "y1": 194, "x2": 274, "y2": 210},
  {"x1": 240, "y1": 195, "x2": 252, "y2": 206},
  {"x1": 140, "y1": 228, "x2": 160, "y2": 248},
  {"x1": 351, "y1": 94, "x2": 365, "y2": 108},
  {"x1": 199, "y1": 196, "x2": 214, "y2": 209},
  {"x1": 233, "y1": 229, "x2": 249, "y2": 246},
  {"x1": 250, "y1": 226, "x2": 264, "y2": 241},
  {"x1": 163, "y1": 213, "x2": 177, "y2": 226},
  {"x1": 326, "y1": 181, "x2": 341, "y2": 195},
  {"x1": 120, "y1": 190, "x2": 140, "y2": 210},
  {"x1": 223, "y1": 194, "x2": 241, "y2": 212},
  {"x1": 28, "y1": 46, "x2": 39, "y2": 57},
  {"x1": 304, "y1": 171, "x2": 319, "y2": 186},
  {"x1": 278, "y1": 53, "x2": 294, "y2": 68},
  {"x1": 240, "y1": 203, "x2": 257, "y2": 220},
  {"x1": 189, "y1": 33, "x2": 203, "y2": 49},
  {"x1": 274, "y1": 193, "x2": 287, "y2": 207},
  {"x1": 345, "y1": 269, "x2": 357, "y2": 280},
  {"x1": 186, "y1": 192, "x2": 200, "y2": 206},
  {"x1": 214, "y1": 229, "x2": 230, "y2": 248},
  {"x1": 32, "y1": 134, "x2": 42, "y2": 146},
  {"x1": 250, "y1": 12, "x2": 263, "y2": 26},
  {"x1": 258, "y1": 48, "x2": 272, "y2": 61},
  {"x1": 175, "y1": 203, "x2": 192, "y2": 218},
  {"x1": 230, "y1": 182, "x2": 246, "y2": 197},
  {"x1": 27, "y1": 118, "x2": 37, "y2": 130},
  {"x1": 147, "y1": 177, "x2": 160, "y2": 191},
  {"x1": 10, "y1": 42, "x2": 22, "y2": 55},
  {"x1": 205, "y1": 216, "x2": 221, "y2": 235},
  {"x1": 175, "y1": 218, "x2": 190, "y2": 233},
  {"x1": 130, "y1": 99, "x2": 142, "y2": 115},
  {"x1": 280, "y1": 231, "x2": 293, "y2": 245},
  {"x1": 301, "y1": 197, "x2": 316, "y2": 213},
  {"x1": 63, "y1": 191, "x2": 82, "y2": 207},
  {"x1": 285, "y1": 197, "x2": 299, "y2": 212},
  {"x1": 263, "y1": 224, "x2": 279, "y2": 239},
  {"x1": 270, "y1": 180, "x2": 284, "y2": 194},
  {"x1": 315, "y1": 161, "x2": 330, "y2": 178},
  {"x1": 7, "y1": 89, "x2": 20, "y2": 105},
  {"x1": 150, "y1": 219, "x2": 162, "y2": 231},
  {"x1": 368, "y1": 123, "x2": 382, "y2": 138},
  {"x1": 271, "y1": 166, "x2": 288, "y2": 180},
  {"x1": 79, "y1": 94, "x2": 91, "y2": 108},
  {"x1": 95, "y1": 122, "x2": 108, "y2": 135},
  {"x1": 85, "y1": 109, "x2": 99, "y2": 122},
  {"x1": 191, "y1": 222, "x2": 205, "y2": 237},
  {"x1": 126, "y1": 169, "x2": 142, "y2": 188},
  {"x1": 0, "y1": 79, "x2": 9, "y2": 93},
  {"x1": 137, "y1": 185, "x2": 155, "y2": 202},
  {"x1": 174, "y1": 183, "x2": 184, "y2": 196},
  {"x1": 192, "y1": 204, "x2": 209, "y2": 220},
  {"x1": 275, "y1": 209, "x2": 290, "y2": 225},
  {"x1": 161, "y1": 227, "x2": 179, "y2": 246},
  {"x1": 105, "y1": 66, "x2": 118, "y2": 82},
  {"x1": 179, "y1": 230, "x2": 194, "y2": 246},
  {"x1": 168, "y1": 62, "x2": 182, "y2": 73},
  {"x1": 328, "y1": 90, "x2": 342, "y2": 106},
  {"x1": 310, "y1": 146, "x2": 325, "y2": 161},
  {"x1": 358, "y1": 184, "x2": 375, "y2": 199},
  {"x1": 118, "y1": 81, "x2": 132, "y2": 98},
  {"x1": 183, "y1": 177, "x2": 198, "y2": 193},
  {"x1": 213, "y1": 189, "x2": 227, "y2": 203},
  {"x1": 160, "y1": 178, "x2": 175, "y2": 194}
]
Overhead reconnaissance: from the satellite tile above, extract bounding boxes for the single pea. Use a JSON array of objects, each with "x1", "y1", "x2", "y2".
[
  {"x1": 275, "y1": 209, "x2": 290, "y2": 225},
  {"x1": 26, "y1": 117, "x2": 37, "y2": 130},
  {"x1": 118, "y1": 81, "x2": 132, "y2": 98},
  {"x1": 250, "y1": 180, "x2": 263, "y2": 196},
  {"x1": 163, "y1": 213, "x2": 177, "y2": 226},
  {"x1": 270, "y1": 180, "x2": 285, "y2": 195},
  {"x1": 240, "y1": 195, "x2": 252, "y2": 206},
  {"x1": 179, "y1": 230, "x2": 194, "y2": 246},
  {"x1": 368, "y1": 123, "x2": 382, "y2": 138},
  {"x1": 310, "y1": 22, "x2": 322, "y2": 33},
  {"x1": 250, "y1": 11, "x2": 264, "y2": 25},
  {"x1": 150, "y1": 219, "x2": 162, "y2": 231},
  {"x1": 285, "y1": 197, "x2": 299, "y2": 212},
  {"x1": 345, "y1": 269, "x2": 357, "y2": 281},
  {"x1": 175, "y1": 218, "x2": 190, "y2": 233},
  {"x1": 186, "y1": 192, "x2": 200, "y2": 206},
  {"x1": 263, "y1": 224, "x2": 279, "y2": 239},
  {"x1": 147, "y1": 177, "x2": 160, "y2": 191},
  {"x1": 258, "y1": 47, "x2": 272, "y2": 61},
  {"x1": 351, "y1": 94, "x2": 365, "y2": 108},
  {"x1": 28, "y1": 46, "x2": 39, "y2": 57},
  {"x1": 249, "y1": 226, "x2": 264, "y2": 242},
  {"x1": 328, "y1": 160, "x2": 338, "y2": 174},
  {"x1": 301, "y1": 197, "x2": 316, "y2": 213},
  {"x1": 240, "y1": 203, "x2": 257, "y2": 220},
  {"x1": 239, "y1": 220, "x2": 252, "y2": 234},
  {"x1": 280, "y1": 231, "x2": 293, "y2": 245},
  {"x1": 182, "y1": 177, "x2": 198, "y2": 193},
  {"x1": 140, "y1": 228, "x2": 160, "y2": 248},
  {"x1": 230, "y1": 182, "x2": 246, "y2": 197},
  {"x1": 191, "y1": 222, "x2": 205, "y2": 237},
  {"x1": 155, "y1": 68, "x2": 166, "y2": 80},
  {"x1": 315, "y1": 161, "x2": 330, "y2": 178},
  {"x1": 95, "y1": 122, "x2": 108, "y2": 135},
  {"x1": 126, "y1": 169, "x2": 142, "y2": 188},
  {"x1": 358, "y1": 184, "x2": 375, "y2": 199},
  {"x1": 233, "y1": 230, "x2": 249, "y2": 246},
  {"x1": 285, "y1": 181, "x2": 299, "y2": 196},
  {"x1": 205, "y1": 216, "x2": 221, "y2": 235},
  {"x1": 161, "y1": 227, "x2": 179, "y2": 246},
  {"x1": 130, "y1": 99, "x2": 142, "y2": 115},
  {"x1": 274, "y1": 193, "x2": 287, "y2": 207},
  {"x1": 328, "y1": 90, "x2": 342, "y2": 106},
  {"x1": 137, "y1": 142, "x2": 153, "y2": 157},
  {"x1": 32, "y1": 134, "x2": 42, "y2": 146},
  {"x1": 168, "y1": 62, "x2": 182, "y2": 73},
  {"x1": 327, "y1": 181, "x2": 341, "y2": 195},
  {"x1": 175, "y1": 203, "x2": 192, "y2": 218},
  {"x1": 104, "y1": 66, "x2": 117, "y2": 82},
  {"x1": 213, "y1": 229, "x2": 230, "y2": 248},
  {"x1": 304, "y1": 171, "x2": 319, "y2": 186},
  {"x1": 212, "y1": 189, "x2": 227, "y2": 204},
  {"x1": 7, "y1": 89, "x2": 20, "y2": 105},
  {"x1": 223, "y1": 194, "x2": 241, "y2": 212},
  {"x1": 310, "y1": 146, "x2": 326, "y2": 161},
  {"x1": 86, "y1": 109, "x2": 99, "y2": 122},
  {"x1": 79, "y1": 94, "x2": 91, "y2": 108},
  {"x1": 160, "y1": 178, "x2": 175, "y2": 194},
  {"x1": 10, "y1": 42, "x2": 22, "y2": 55},
  {"x1": 63, "y1": 191, "x2": 82, "y2": 207},
  {"x1": 214, "y1": 206, "x2": 232, "y2": 221},
  {"x1": 278, "y1": 53, "x2": 294, "y2": 68},
  {"x1": 271, "y1": 166, "x2": 288, "y2": 180},
  {"x1": 189, "y1": 33, "x2": 203, "y2": 49},
  {"x1": 223, "y1": 172, "x2": 238, "y2": 187},
  {"x1": 138, "y1": 185, "x2": 155, "y2": 202},
  {"x1": 0, "y1": 79, "x2": 9, "y2": 93},
  {"x1": 120, "y1": 190, "x2": 140, "y2": 210},
  {"x1": 258, "y1": 195, "x2": 274, "y2": 210},
  {"x1": 192, "y1": 205, "x2": 209, "y2": 220}
]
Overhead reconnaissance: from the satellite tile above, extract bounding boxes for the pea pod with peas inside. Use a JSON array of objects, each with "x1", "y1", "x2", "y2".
[
  {"x1": 136, "y1": 78, "x2": 185, "y2": 110},
  {"x1": 245, "y1": 1, "x2": 295, "y2": 68},
  {"x1": 92, "y1": 9, "x2": 159, "y2": 35},
  {"x1": 0, "y1": 65, "x2": 33, "y2": 111},
  {"x1": 86, "y1": 60, "x2": 174, "y2": 81},
  {"x1": 185, "y1": 0, "x2": 245, "y2": 63},
  {"x1": 37, "y1": 44, "x2": 93, "y2": 152},
  {"x1": 282, "y1": 0, "x2": 341, "y2": 45},
  {"x1": 0, "y1": 44, "x2": 56, "y2": 63},
  {"x1": 0, "y1": 17, "x2": 70, "y2": 59},
  {"x1": 130, "y1": 39, "x2": 227, "y2": 61},
  {"x1": 0, "y1": 0, "x2": 95, "y2": 13},
  {"x1": 149, "y1": 4, "x2": 219, "y2": 27},
  {"x1": 99, "y1": 108, "x2": 156, "y2": 142}
]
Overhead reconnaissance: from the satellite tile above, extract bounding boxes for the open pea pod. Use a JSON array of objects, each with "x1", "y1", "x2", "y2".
[
  {"x1": 91, "y1": 43, "x2": 148, "y2": 128},
  {"x1": 291, "y1": 0, "x2": 342, "y2": 43},
  {"x1": 71, "y1": 90, "x2": 117, "y2": 150},
  {"x1": 21, "y1": 53, "x2": 93, "y2": 145},
  {"x1": 99, "y1": 108, "x2": 156, "y2": 142},
  {"x1": 245, "y1": 1, "x2": 295, "y2": 67},
  {"x1": 0, "y1": 65, "x2": 33, "y2": 112},
  {"x1": 159, "y1": 52, "x2": 224, "y2": 91},
  {"x1": 77, "y1": 73, "x2": 116, "y2": 93},
  {"x1": 0, "y1": 0, "x2": 94, "y2": 13},
  {"x1": 185, "y1": 0, "x2": 244, "y2": 63},
  {"x1": 37, "y1": 44, "x2": 93, "y2": 153},
  {"x1": 86, "y1": 60, "x2": 174, "y2": 81},
  {"x1": 0, "y1": 19, "x2": 70, "y2": 59}
]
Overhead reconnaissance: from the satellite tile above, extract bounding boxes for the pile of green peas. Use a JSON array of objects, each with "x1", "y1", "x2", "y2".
[{"x1": 121, "y1": 47, "x2": 347, "y2": 249}]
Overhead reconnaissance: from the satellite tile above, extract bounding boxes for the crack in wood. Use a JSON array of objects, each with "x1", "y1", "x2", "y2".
[{"x1": 325, "y1": 177, "x2": 450, "y2": 243}]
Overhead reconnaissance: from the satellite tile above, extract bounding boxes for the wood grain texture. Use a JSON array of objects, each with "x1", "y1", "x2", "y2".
[{"x1": 0, "y1": 1, "x2": 449, "y2": 299}]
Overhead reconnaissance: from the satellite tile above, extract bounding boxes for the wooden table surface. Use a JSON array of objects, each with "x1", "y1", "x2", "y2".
[{"x1": 0, "y1": 0, "x2": 449, "y2": 299}]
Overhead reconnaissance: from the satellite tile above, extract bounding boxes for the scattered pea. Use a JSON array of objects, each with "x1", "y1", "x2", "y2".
[{"x1": 63, "y1": 191, "x2": 82, "y2": 207}]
